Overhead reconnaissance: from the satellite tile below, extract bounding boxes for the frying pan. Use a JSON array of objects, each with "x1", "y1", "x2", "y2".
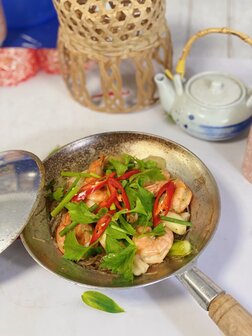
[{"x1": 21, "y1": 132, "x2": 252, "y2": 336}]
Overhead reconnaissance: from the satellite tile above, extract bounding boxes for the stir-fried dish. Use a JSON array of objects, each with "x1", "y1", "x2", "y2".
[{"x1": 49, "y1": 154, "x2": 193, "y2": 281}]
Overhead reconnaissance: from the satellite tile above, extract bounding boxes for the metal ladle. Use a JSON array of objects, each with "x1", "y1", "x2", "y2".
[{"x1": 0, "y1": 150, "x2": 44, "y2": 254}]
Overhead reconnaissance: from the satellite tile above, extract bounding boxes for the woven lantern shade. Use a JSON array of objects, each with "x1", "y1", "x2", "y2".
[{"x1": 53, "y1": 0, "x2": 172, "y2": 113}]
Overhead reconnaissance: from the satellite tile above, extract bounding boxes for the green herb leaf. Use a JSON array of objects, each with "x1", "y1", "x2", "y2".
[
  {"x1": 152, "y1": 223, "x2": 166, "y2": 236},
  {"x1": 107, "y1": 224, "x2": 134, "y2": 245},
  {"x1": 81, "y1": 291, "x2": 125, "y2": 313},
  {"x1": 130, "y1": 168, "x2": 165, "y2": 186},
  {"x1": 108, "y1": 158, "x2": 128, "y2": 176},
  {"x1": 106, "y1": 224, "x2": 129, "y2": 240},
  {"x1": 105, "y1": 235, "x2": 124, "y2": 253},
  {"x1": 63, "y1": 230, "x2": 90, "y2": 261},
  {"x1": 65, "y1": 201, "x2": 98, "y2": 224},
  {"x1": 119, "y1": 215, "x2": 136, "y2": 235},
  {"x1": 130, "y1": 197, "x2": 147, "y2": 215},
  {"x1": 137, "y1": 223, "x2": 165, "y2": 238},
  {"x1": 52, "y1": 187, "x2": 64, "y2": 201},
  {"x1": 100, "y1": 244, "x2": 137, "y2": 281},
  {"x1": 136, "y1": 186, "x2": 154, "y2": 212}
]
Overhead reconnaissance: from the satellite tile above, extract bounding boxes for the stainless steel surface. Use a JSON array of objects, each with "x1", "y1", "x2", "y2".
[
  {"x1": 0, "y1": 150, "x2": 44, "y2": 254},
  {"x1": 177, "y1": 265, "x2": 224, "y2": 310},
  {"x1": 21, "y1": 131, "x2": 220, "y2": 287}
]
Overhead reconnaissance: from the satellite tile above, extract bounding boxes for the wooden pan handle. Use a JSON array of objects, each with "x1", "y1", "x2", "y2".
[{"x1": 209, "y1": 293, "x2": 252, "y2": 336}]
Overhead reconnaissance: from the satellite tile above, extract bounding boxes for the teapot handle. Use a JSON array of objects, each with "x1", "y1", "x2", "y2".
[{"x1": 175, "y1": 27, "x2": 252, "y2": 78}]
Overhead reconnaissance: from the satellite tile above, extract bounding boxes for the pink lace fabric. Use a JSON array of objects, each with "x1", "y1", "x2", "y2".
[{"x1": 242, "y1": 126, "x2": 252, "y2": 183}]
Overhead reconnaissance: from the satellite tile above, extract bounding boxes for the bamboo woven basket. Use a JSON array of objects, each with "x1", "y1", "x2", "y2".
[{"x1": 53, "y1": 0, "x2": 172, "y2": 113}]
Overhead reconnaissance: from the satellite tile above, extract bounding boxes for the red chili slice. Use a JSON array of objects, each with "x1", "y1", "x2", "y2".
[
  {"x1": 117, "y1": 169, "x2": 140, "y2": 180},
  {"x1": 98, "y1": 189, "x2": 117, "y2": 209},
  {"x1": 108, "y1": 177, "x2": 131, "y2": 210},
  {"x1": 89, "y1": 211, "x2": 115, "y2": 244},
  {"x1": 71, "y1": 179, "x2": 108, "y2": 202},
  {"x1": 152, "y1": 181, "x2": 175, "y2": 227}
]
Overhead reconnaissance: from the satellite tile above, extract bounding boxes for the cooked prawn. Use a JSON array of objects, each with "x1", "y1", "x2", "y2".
[
  {"x1": 133, "y1": 227, "x2": 174, "y2": 264},
  {"x1": 132, "y1": 255, "x2": 149, "y2": 276},
  {"x1": 171, "y1": 179, "x2": 192, "y2": 213},
  {"x1": 86, "y1": 188, "x2": 109, "y2": 207},
  {"x1": 144, "y1": 170, "x2": 170, "y2": 196},
  {"x1": 55, "y1": 212, "x2": 93, "y2": 254},
  {"x1": 86, "y1": 155, "x2": 106, "y2": 182},
  {"x1": 83, "y1": 155, "x2": 108, "y2": 206}
]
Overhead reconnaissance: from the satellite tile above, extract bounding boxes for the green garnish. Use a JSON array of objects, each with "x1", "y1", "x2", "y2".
[
  {"x1": 108, "y1": 157, "x2": 129, "y2": 176},
  {"x1": 61, "y1": 171, "x2": 100, "y2": 178},
  {"x1": 81, "y1": 291, "x2": 125, "y2": 313},
  {"x1": 105, "y1": 235, "x2": 124, "y2": 253},
  {"x1": 100, "y1": 244, "x2": 137, "y2": 281},
  {"x1": 50, "y1": 179, "x2": 82, "y2": 217},
  {"x1": 52, "y1": 187, "x2": 64, "y2": 201},
  {"x1": 137, "y1": 223, "x2": 166, "y2": 238},
  {"x1": 160, "y1": 216, "x2": 192, "y2": 226},
  {"x1": 63, "y1": 230, "x2": 91, "y2": 261},
  {"x1": 59, "y1": 221, "x2": 78, "y2": 237},
  {"x1": 65, "y1": 201, "x2": 98, "y2": 224},
  {"x1": 129, "y1": 168, "x2": 165, "y2": 186},
  {"x1": 63, "y1": 230, "x2": 101, "y2": 261}
]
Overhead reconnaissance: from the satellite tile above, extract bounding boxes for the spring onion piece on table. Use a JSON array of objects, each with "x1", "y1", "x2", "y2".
[{"x1": 81, "y1": 291, "x2": 125, "y2": 313}]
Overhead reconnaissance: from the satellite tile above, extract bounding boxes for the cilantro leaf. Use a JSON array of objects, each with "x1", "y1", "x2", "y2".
[
  {"x1": 142, "y1": 159, "x2": 159, "y2": 169},
  {"x1": 136, "y1": 185, "x2": 154, "y2": 212},
  {"x1": 105, "y1": 235, "x2": 124, "y2": 253},
  {"x1": 65, "y1": 201, "x2": 98, "y2": 224},
  {"x1": 108, "y1": 158, "x2": 128, "y2": 176},
  {"x1": 124, "y1": 187, "x2": 148, "y2": 216},
  {"x1": 100, "y1": 244, "x2": 137, "y2": 281},
  {"x1": 52, "y1": 187, "x2": 64, "y2": 201},
  {"x1": 130, "y1": 168, "x2": 165, "y2": 186},
  {"x1": 63, "y1": 230, "x2": 90, "y2": 261},
  {"x1": 125, "y1": 186, "x2": 137, "y2": 209},
  {"x1": 63, "y1": 230, "x2": 102, "y2": 261},
  {"x1": 152, "y1": 223, "x2": 166, "y2": 236},
  {"x1": 129, "y1": 197, "x2": 147, "y2": 215},
  {"x1": 106, "y1": 224, "x2": 129, "y2": 240},
  {"x1": 119, "y1": 215, "x2": 136, "y2": 235}
]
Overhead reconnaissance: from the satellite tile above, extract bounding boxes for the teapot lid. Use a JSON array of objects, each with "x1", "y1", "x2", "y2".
[{"x1": 186, "y1": 72, "x2": 246, "y2": 107}]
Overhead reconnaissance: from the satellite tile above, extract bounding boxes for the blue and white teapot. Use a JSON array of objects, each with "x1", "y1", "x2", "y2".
[{"x1": 155, "y1": 28, "x2": 252, "y2": 141}]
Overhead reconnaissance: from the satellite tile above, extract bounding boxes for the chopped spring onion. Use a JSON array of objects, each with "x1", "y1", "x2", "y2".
[
  {"x1": 160, "y1": 215, "x2": 192, "y2": 226},
  {"x1": 61, "y1": 171, "x2": 100, "y2": 178},
  {"x1": 51, "y1": 180, "x2": 82, "y2": 217},
  {"x1": 59, "y1": 221, "x2": 78, "y2": 237}
]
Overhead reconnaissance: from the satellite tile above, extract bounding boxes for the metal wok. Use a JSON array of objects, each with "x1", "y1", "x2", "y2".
[{"x1": 21, "y1": 132, "x2": 252, "y2": 336}]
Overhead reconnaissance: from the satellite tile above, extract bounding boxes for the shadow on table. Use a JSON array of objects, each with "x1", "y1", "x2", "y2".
[{"x1": 0, "y1": 239, "x2": 35, "y2": 283}]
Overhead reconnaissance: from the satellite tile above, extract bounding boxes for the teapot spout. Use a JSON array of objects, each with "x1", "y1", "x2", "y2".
[{"x1": 155, "y1": 73, "x2": 175, "y2": 114}]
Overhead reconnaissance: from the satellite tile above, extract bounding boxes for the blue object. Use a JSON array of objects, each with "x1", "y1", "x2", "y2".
[
  {"x1": 2, "y1": 0, "x2": 58, "y2": 48},
  {"x1": 2, "y1": 0, "x2": 56, "y2": 28}
]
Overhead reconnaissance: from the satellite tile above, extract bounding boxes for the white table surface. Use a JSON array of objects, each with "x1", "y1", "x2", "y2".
[{"x1": 0, "y1": 57, "x2": 252, "y2": 336}]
